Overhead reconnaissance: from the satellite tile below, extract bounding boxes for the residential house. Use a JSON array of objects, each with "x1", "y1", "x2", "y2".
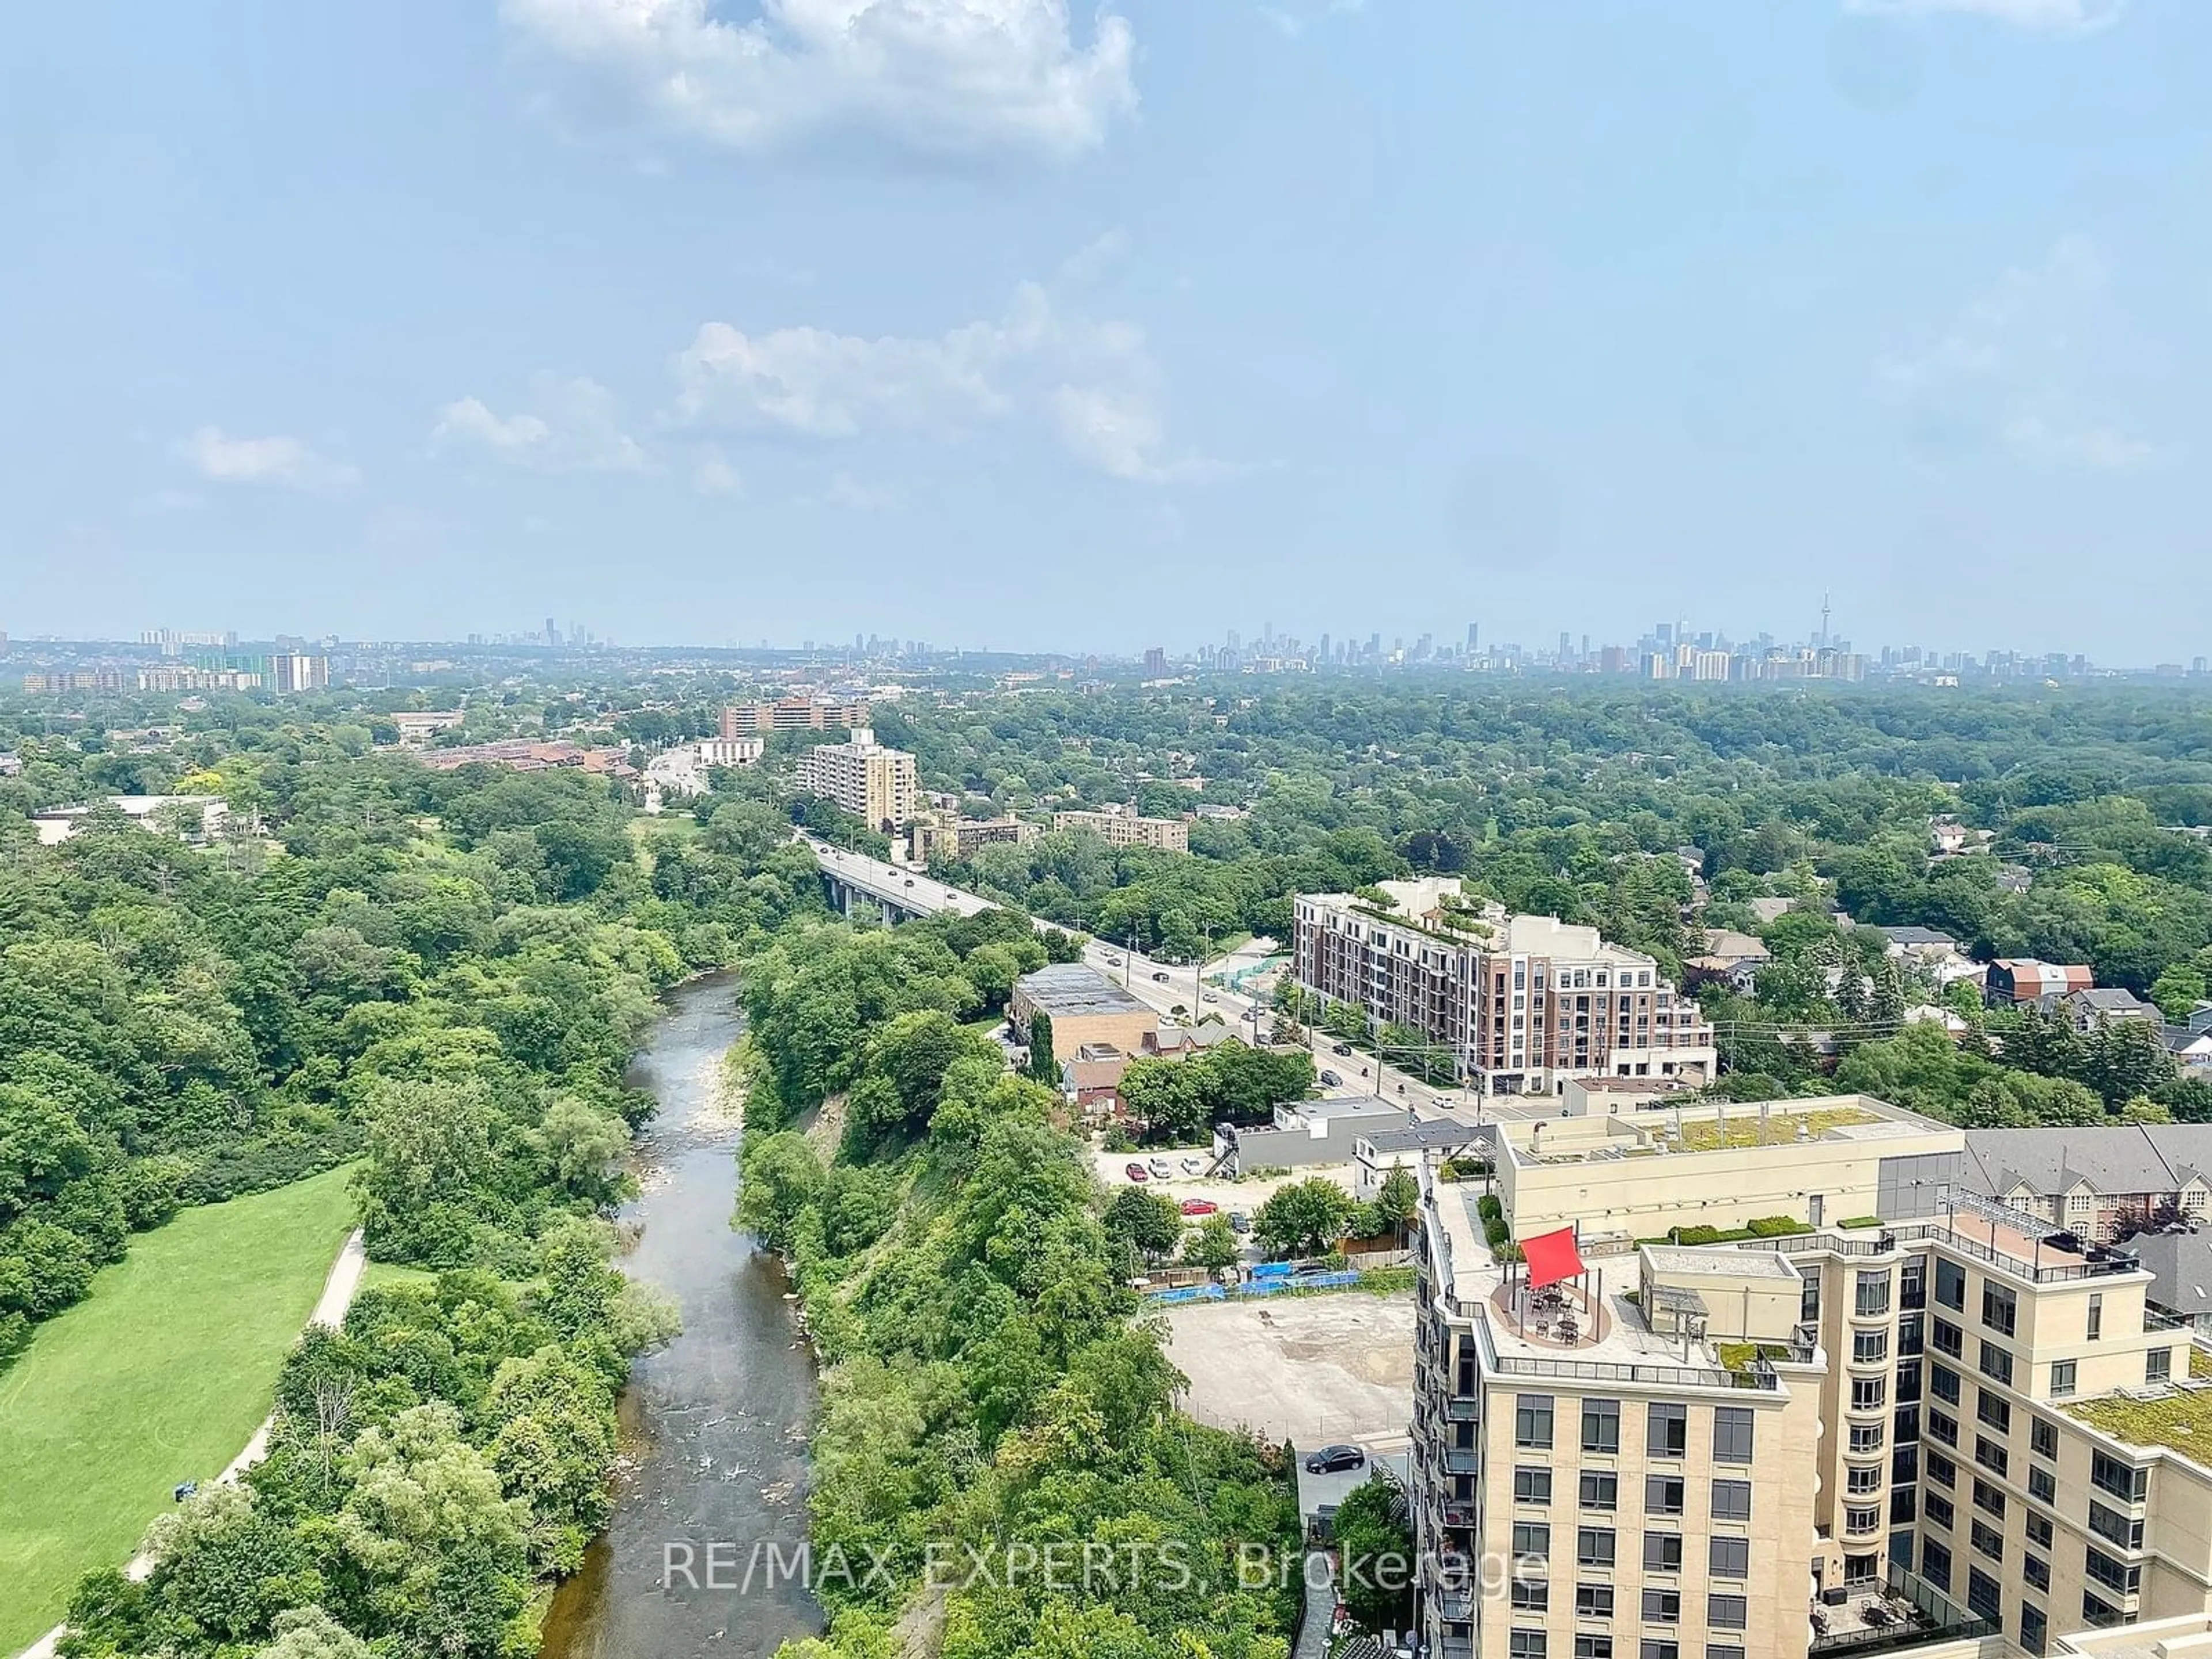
[
  {"x1": 1879, "y1": 925, "x2": 1988, "y2": 990},
  {"x1": 2065, "y1": 987, "x2": 2161, "y2": 1033},
  {"x1": 1986, "y1": 958, "x2": 2094, "y2": 1006},
  {"x1": 2123, "y1": 1227, "x2": 2212, "y2": 1338},
  {"x1": 2164, "y1": 1026, "x2": 2212, "y2": 1073},
  {"x1": 1213, "y1": 1097, "x2": 1411, "y2": 1176},
  {"x1": 1748, "y1": 895, "x2": 1797, "y2": 926},
  {"x1": 1963, "y1": 1124, "x2": 2212, "y2": 1241}
]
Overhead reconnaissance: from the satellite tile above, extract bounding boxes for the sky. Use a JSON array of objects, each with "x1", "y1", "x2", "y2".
[{"x1": 3, "y1": 0, "x2": 2208, "y2": 660}]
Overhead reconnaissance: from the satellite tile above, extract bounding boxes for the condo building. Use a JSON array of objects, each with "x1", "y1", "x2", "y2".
[
  {"x1": 1408, "y1": 1099, "x2": 2212, "y2": 1659},
  {"x1": 1052, "y1": 804, "x2": 1191, "y2": 852},
  {"x1": 793, "y1": 728, "x2": 918, "y2": 835},
  {"x1": 1293, "y1": 878, "x2": 1717, "y2": 1096},
  {"x1": 719, "y1": 698, "x2": 869, "y2": 737}
]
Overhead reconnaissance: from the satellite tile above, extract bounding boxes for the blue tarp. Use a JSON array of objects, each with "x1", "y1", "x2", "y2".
[{"x1": 1143, "y1": 1270, "x2": 1362, "y2": 1302}]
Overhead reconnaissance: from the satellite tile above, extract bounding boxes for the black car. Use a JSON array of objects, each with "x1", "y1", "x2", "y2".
[
  {"x1": 1152, "y1": 970, "x2": 1172, "y2": 982},
  {"x1": 1331, "y1": 1043, "x2": 1353, "y2": 1056},
  {"x1": 1304, "y1": 1444, "x2": 1366, "y2": 1474}
]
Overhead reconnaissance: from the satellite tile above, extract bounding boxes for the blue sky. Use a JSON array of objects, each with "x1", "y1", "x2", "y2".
[{"x1": 3, "y1": 0, "x2": 2206, "y2": 658}]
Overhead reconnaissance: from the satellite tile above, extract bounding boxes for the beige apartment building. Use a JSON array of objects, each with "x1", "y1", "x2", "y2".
[
  {"x1": 1293, "y1": 878, "x2": 1717, "y2": 1096},
  {"x1": 1052, "y1": 804, "x2": 1191, "y2": 852},
  {"x1": 1410, "y1": 1098, "x2": 2212, "y2": 1659},
  {"x1": 793, "y1": 728, "x2": 918, "y2": 834},
  {"x1": 910, "y1": 813, "x2": 1039, "y2": 865},
  {"x1": 719, "y1": 697, "x2": 869, "y2": 737}
]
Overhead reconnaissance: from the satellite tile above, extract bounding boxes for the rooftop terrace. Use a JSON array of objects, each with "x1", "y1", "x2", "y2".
[{"x1": 2063, "y1": 1355, "x2": 2212, "y2": 1464}]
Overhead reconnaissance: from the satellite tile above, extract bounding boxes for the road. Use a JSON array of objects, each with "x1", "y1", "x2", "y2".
[{"x1": 798, "y1": 834, "x2": 1563, "y2": 1127}]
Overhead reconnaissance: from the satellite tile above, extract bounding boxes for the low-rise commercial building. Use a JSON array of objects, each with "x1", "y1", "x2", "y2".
[
  {"x1": 390, "y1": 711, "x2": 465, "y2": 747},
  {"x1": 1291, "y1": 878, "x2": 1716, "y2": 1097},
  {"x1": 1008, "y1": 964, "x2": 1158, "y2": 1059},
  {"x1": 794, "y1": 728, "x2": 918, "y2": 834}
]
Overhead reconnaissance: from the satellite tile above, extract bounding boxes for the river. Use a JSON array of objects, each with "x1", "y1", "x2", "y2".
[{"x1": 539, "y1": 974, "x2": 823, "y2": 1659}]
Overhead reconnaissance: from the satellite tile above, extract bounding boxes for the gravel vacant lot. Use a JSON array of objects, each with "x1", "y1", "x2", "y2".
[{"x1": 1163, "y1": 1292, "x2": 1416, "y2": 1449}]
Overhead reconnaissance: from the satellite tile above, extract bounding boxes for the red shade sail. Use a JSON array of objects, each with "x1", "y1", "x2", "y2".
[{"x1": 1522, "y1": 1225, "x2": 1585, "y2": 1290}]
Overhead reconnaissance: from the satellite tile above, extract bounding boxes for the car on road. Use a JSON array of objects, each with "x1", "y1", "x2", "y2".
[
  {"x1": 1202, "y1": 993, "x2": 1218, "y2": 1003},
  {"x1": 903, "y1": 877, "x2": 914, "y2": 886},
  {"x1": 1242, "y1": 1009, "x2": 1260, "y2": 1021},
  {"x1": 1124, "y1": 1162, "x2": 1149, "y2": 1182},
  {"x1": 1319, "y1": 1069, "x2": 1342, "y2": 1087},
  {"x1": 1106, "y1": 954, "x2": 1123, "y2": 965},
  {"x1": 1152, "y1": 971, "x2": 1172, "y2": 982},
  {"x1": 1229, "y1": 1211, "x2": 1251, "y2": 1234},
  {"x1": 1180, "y1": 1198, "x2": 1218, "y2": 1217},
  {"x1": 1304, "y1": 1444, "x2": 1366, "y2": 1474},
  {"x1": 1332, "y1": 1043, "x2": 1354, "y2": 1056},
  {"x1": 1147, "y1": 1158, "x2": 1173, "y2": 1179}
]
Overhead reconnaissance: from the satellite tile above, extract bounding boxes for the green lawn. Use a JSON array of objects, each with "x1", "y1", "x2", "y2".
[{"x1": 0, "y1": 1166, "x2": 358, "y2": 1653}]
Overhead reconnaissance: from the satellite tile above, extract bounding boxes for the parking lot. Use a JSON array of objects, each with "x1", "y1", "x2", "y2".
[
  {"x1": 1090, "y1": 1147, "x2": 1356, "y2": 1217},
  {"x1": 1162, "y1": 1293, "x2": 1416, "y2": 1448}
]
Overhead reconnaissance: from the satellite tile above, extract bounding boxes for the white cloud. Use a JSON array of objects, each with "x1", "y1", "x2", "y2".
[
  {"x1": 1258, "y1": 6, "x2": 1305, "y2": 40},
  {"x1": 823, "y1": 471, "x2": 904, "y2": 512},
  {"x1": 666, "y1": 274, "x2": 1216, "y2": 483},
  {"x1": 692, "y1": 450, "x2": 743, "y2": 495},
  {"x1": 1844, "y1": 0, "x2": 2122, "y2": 31},
  {"x1": 431, "y1": 374, "x2": 653, "y2": 474},
  {"x1": 1880, "y1": 236, "x2": 2156, "y2": 470},
  {"x1": 501, "y1": 0, "x2": 1137, "y2": 159},
  {"x1": 179, "y1": 427, "x2": 359, "y2": 492}
]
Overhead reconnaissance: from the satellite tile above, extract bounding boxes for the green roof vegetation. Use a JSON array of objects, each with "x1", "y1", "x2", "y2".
[
  {"x1": 1716, "y1": 1341, "x2": 1792, "y2": 1374},
  {"x1": 2065, "y1": 1385, "x2": 2212, "y2": 1466},
  {"x1": 1672, "y1": 1107, "x2": 1880, "y2": 1152}
]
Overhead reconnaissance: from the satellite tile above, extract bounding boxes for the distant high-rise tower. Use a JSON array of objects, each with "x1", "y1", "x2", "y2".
[
  {"x1": 1467, "y1": 622, "x2": 1479, "y2": 651},
  {"x1": 1819, "y1": 592, "x2": 1832, "y2": 649},
  {"x1": 544, "y1": 617, "x2": 560, "y2": 648}
]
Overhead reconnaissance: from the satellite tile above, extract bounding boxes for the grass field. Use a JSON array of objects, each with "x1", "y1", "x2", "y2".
[{"x1": 0, "y1": 1166, "x2": 358, "y2": 1653}]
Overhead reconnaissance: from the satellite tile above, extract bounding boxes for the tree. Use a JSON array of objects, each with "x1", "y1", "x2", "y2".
[
  {"x1": 1103, "y1": 1187, "x2": 1184, "y2": 1263},
  {"x1": 1027, "y1": 1011, "x2": 1057, "y2": 1084},
  {"x1": 1332, "y1": 1475, "x2": 1416, "y2": 1636},
  {"x1": 1181, "y1": 1213, "x2": 1240, "y2": 1270},
  {"x1": 1374, "y1": 1164, "x2": 1421, "y2": 1236},
  {"x1": 1253, "y1": 1178, "x2": 1354, "y2": 1259},
  {"x1": 2154, "y1": 966, "x2": 2208, "y2": 1022}
]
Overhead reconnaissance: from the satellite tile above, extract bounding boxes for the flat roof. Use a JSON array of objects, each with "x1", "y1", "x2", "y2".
[
  {"x1": 1643, "y1": 1245, "x2": 1802, "y2": 1282},
  {"x1": 1014, "y1": 963, "x2": 1149, "y2": 1018}
]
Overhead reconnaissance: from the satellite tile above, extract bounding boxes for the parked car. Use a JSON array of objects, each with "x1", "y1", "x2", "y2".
[
  {"x1": 1124, "y1": 1162, "x2": 1150, "y2": 1182},
  {"x1": 1332, "y1": 1043, "x2": 1354, "y2": 1056},
  {"x1": 1319, "y1": 1069, "x2": 1342, "y2": 1087},
  {"x1": 1179, "y1": 1156, "x2": 1205, "y2": 1174},
  {"x1": 1304, "y1": 1444, "x2": 1366, "y2": 1474},
  {"x1": 1152, "y1": 970, "x2": 1172, "y2": 982},
  {"x1": 1243, "y1": 1009, "x2": 1260, "y2": 1021},
  {"x1": 1180, "y1": 1199, "x2": 1218, "y2": 1217},
  {"x1": 1229, "y1": 1211, "x2": 1251, "y2": 1234},
  {"x1": 1147, "y1": 1158, "x2": 1173, "y2": 1179}
]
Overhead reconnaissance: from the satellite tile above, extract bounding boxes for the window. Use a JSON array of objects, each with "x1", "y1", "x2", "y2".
[
  {"x1": 1642, "y1": 1532, "x2": 1683, "y2": 1572},
  {"x1": 2050, "y1": 1361, "x2": 2077, "y2": 1398},
  {"x1": 2088, "y1": 1293, "x2": 2103, "y2": 1341},
  {"x1": 1846, "y1": 1503, "x2": 1881, "y2": 1535},
  {"x1": 1930, "y1": 1410, "x2": 1959, "y2": 1447},
  {"x1": 1983, "y1": 1285, "x2": 2018, "y2": 1337},
  {"x1": 1976, "y1": 1391, "x2": 2012, "y2": 1433},
  {"x1": 1709, "y1": 1537, "x2": 1749, "y2": 1579},
  {"x1": 1510, "y1": 1633, "x2": 1548, "y2": 1659},
  {"x1": 2082, "y1": 1593, "x2": 2122, "y2": 1630},
  {"x1": 1925, "y1": 1491, "x2": 1955, "y2": 1529},
  {"x1": 1578, "y1": 1528, "x2": 1616, "y2": 1568},
  {"x1": 1850, "y1": 1421, "x2": 1885, "y2": 1454},
  {"x1": 1513, "y1": 1580, "x2": 1550, "y2": 1612},
  {"x1": 1575, "y1": 1639, "x2": 1613, "y2": 1659},
  {"x1": 1927, "y1": 1449, "x2": 1956, "y2": 1487},
  {"x1": 2029, "y1": 1467, "x2": 2058, "y2": 1506},
  {"x1": 1931, "y1": 1363, "x2": 1961, "y2": 1405},
  {"x1": 1936, "y1": 1259, "x2": 1966, "y2": 1311},
  {"x1": 1975, "y1": 1435, "x2": 2009, "y2": 1478},
  {"x1": 1707, "y1": 1594, "x2": 1748, "y2": 1631},
  {"x1": 1923, "y1": 1539, "x2": 1952, "y2": 1592},
  {"x1": 2025, "y1": 1554, "x2": 2051, "y2": 1591},
  {"x1": 1968, "y1": 1567, "x2": 2003, "y2": 1620},
  {"x1": 2022, "y1": 1604, "x2": 2050, "y2": 1657},
  {"x1": 2085, "y1": 1547, "x2": 2141, "y2": 1597},
  {"x1": 1642, "y1": 1590, "x2": 1681, "y2": 1624},
  {"x1": 1902, "y1": 1257, "x2": 1927, "y2": 1309},
  {"x1": 1971, "y1": 1520, "x2": 2004, "y2": 1562},
  {"x1": 1711, "y1": 1407, "x2": 1753, "y2": 1465},
  {"x1": 2027, "y1": 1513, "x2": 2054, "y2": 1548},
  {"x1": 1972, "y1": 1478, "x2": 2005, "y2": 1519},
  {"x1": 1647, "y1": 1403, "x2": 1687, "y2": 1459},
  {"x1": 1516, "y1": 1467, "x2": 1555, "y2": 1505},
  {"x1": 1933, "y1": 1318, "x2": 1964, "y2": 1359},
  {"x1": 1854, "y1": 1328, "x2": 1890, "y2": 1363},
  {"x1": 1513, "y1": 1522, "x2": 1551, "y2": 1559},
  {"x1": 1518, "y1": 1395, "x2": 1555, "y2": 1449},
  {"x1": 1640, "y1": 1643, "x2": 1679, "y2": 1659},
  {"x1": 1895, "y1": 1361, "x2": 1922, "y2": 1404},
  {"x1": 1706, "y1": 1648, "x2": 1745, "y2": 1659},
  {"x1": 2030, "y1": 1418, "x2": 2059, "y2": 1462},
  {"x1": 1980, "y1": 1342, "x2": 2014, "y2": 1387},
  {"x1": 1891, "y1": 1486, "x2": 1918, "y2": 1525},
  {"x1": 1899, "y1": 1312, "x2": 1925, "y2": 1355},
  {"x1": 1856, "y1": 1270, "x2": 1892, "y2": 1317},
  {"x1": 2092, "y1": 1451, "x2": 2148, "y2": 1503},
  {"x1": 1893, "y1": 1443, "x2": 1919, "y2": 1486},
  {"x1": 1710, "y1": 1480, "x2": 1752, "y2": 1522},
  {"x1": 1580, "y1": 1470, "x2": 1618, "y2": 1511},
  {"x1": 1847, "y1": 1464, "x2": 1883, "y2": 1495},
  {"x1": 1583, "y1": 1398, "x2": 1620, "y2": 1453},
  {"x1": 1646, "y1": 1475, "x2": 1685, "y2": 1517},
  {"x1": 1803, "y1": 1278, "x2": 1822, "y2": 1323},
  {"x1": 1852, "y1": 1376, "x2": 1887, "y2": 1411},
  {"x1": 2089, "y1": 1501, "x2": 2145, "y2": 1551},
  {"x1": 1575, "y1": 1584, "x2": 1615, "y2": 1619},
  {"x1": 1895, "y1": 1404, "x2": 1921, "y2": 1443},
  {"x1": 2148, "y1": 1347, "x2": 2173, "y2": 1384}
]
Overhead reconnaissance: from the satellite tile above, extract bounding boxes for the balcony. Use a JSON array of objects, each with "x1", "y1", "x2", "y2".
[
  {"x1": 1444, "y1": 1448, "x2": 1480, "y2": 1475},
  {"x1": 1446, "y1": 1396, "x2": 1479, "y2": 1421}
]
